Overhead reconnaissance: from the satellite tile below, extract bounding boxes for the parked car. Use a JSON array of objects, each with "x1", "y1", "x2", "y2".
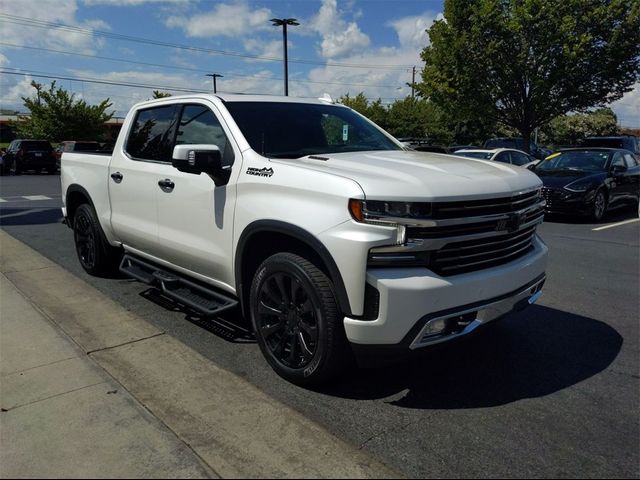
[
  {"x1": 55, "y1": 141, "x2": 101, "y2": 168},
  {"x1": 449, "y1": 145, "x2": 480, "y2": 152},
  {"x1": 3, "y1": 139, "x2": 56, "y2": 175},
  {"x1": 484, "y1": 137, "x2": 551, "y2": 160},
  {"x1": 455, "y1": 148, "x2": 538, "y2": 169},
  {"x1": 62, "y1": 93, "x2": 547, "y2": 385},
  {"x1": 412, "y1": 144, "x2": 451, "y2": 154},
  {"x1": 581, "y1": 136, "x2": 640, "y2": 157},
  {"x1": 534, "y1": 148, "x2": 640, "y2": 220}
]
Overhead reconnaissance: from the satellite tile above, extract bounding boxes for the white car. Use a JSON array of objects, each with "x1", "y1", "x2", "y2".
[{"x1": 455, "y1": 148, "x2": 538, "y2": 169}]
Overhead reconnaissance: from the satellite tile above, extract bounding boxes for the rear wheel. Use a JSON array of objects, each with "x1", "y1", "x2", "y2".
[
  {"x1": 73, "y1": 203, "x2": 121, "y2": 275},
  {"x1": 249, "y1": 252, "x2": 351, "y2": 386}
]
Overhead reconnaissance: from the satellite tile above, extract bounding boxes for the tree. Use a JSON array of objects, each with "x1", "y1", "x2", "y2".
[
  {"x1": 152, "y1": 90, "x2": 172, "y2": 99},
  {"x1": 17, "y1": 81, "x2": 114, "y2": 141},
  {"x1": 541, "y1": 108, "x2": 619, "y2": 147},
  {"x1": 339, "y1": 93, "x2": 390, "y2": 129},
  {"x1": 420, "y1": 0, "x2": 640, "y2": 152}
]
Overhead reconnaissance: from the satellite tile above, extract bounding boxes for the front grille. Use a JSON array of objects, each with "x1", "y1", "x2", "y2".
[
  {"x1": 541, "y1": 187, "x2": 562, "y2": 208},
  {"x1": 430, "y1": 226, "x2": 537, "y2": 276},
  {"x1": 431, "y1": 190, "x2": 541, "y2": 219}
]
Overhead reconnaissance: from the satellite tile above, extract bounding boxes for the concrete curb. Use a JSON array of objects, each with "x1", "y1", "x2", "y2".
[{"x1": 0, "y1": 230, "x2": 400, "y2": 478}]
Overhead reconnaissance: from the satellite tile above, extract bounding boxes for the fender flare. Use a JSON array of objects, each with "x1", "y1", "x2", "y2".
[{"x1": 235, "y1": 220, "x2": 353, "y2": 316}]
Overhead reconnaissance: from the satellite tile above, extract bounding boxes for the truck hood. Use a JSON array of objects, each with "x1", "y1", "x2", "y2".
[{"x1": 275, "y1": 150, "x2": 542, "y2": 201}]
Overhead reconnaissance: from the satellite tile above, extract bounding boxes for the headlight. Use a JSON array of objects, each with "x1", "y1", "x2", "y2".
[
  {"x1": 564, "y1": 178, "x2": 596, "y2": 192},
  {"x1": 348, "y1": 199, "x2": 432, "y2": 225}
]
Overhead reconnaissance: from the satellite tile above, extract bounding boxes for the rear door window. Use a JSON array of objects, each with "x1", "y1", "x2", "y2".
[
  {"x1": 125, "y1": 105, "x2": 179, "y2": 162},
  {"x1": 510, "y1": 151, "x2": 531, "y2": 166},
  {"x1": 494, "y1": 152, "x2": 511, "y2": 164}
]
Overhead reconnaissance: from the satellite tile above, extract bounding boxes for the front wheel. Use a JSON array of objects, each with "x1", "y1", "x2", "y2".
[
  {"x1": 249, "y1": 252, "x2": 351, "y2": 386},
  {"x1": 592, "y1": 190, "x2": 607, "y2": 221},
  {"x1": 73, "y1": 203, "x2": 121, "y2": 275}
]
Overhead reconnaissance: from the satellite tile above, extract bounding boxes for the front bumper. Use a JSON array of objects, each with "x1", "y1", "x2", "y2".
[
  {"x1": 344, "y1": 235, "x2": 548, "y2": 348},
  {"x1": 542, "y1": 187, "x2": 594, "y2": 215}
]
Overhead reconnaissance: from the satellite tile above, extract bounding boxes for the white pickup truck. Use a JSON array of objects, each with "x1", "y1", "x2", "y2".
[{"x1": 61, "y1": 94, "x2": 547, "y2": 385}]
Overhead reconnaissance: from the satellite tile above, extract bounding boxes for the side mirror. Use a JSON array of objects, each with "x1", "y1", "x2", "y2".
[
  {"x1": 527, "y1": 164, "x2": 537, "y2": 171},
  {"x1": 611, "y1": 164, "x2": 627, "y2": 176},
  {"x1": 172, "y1": 144, "x2": 230, "y2": 186}
]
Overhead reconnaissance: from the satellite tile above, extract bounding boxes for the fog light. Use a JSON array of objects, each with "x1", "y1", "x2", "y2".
[{"x1": 422, "y1": 317, "x2": 447, "y2": 337}]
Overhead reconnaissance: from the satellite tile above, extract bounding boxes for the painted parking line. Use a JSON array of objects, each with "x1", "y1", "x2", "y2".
[
  {"x1": 592, "y1": 218, "x2": 640, "y2": 231},
  {"x1": 21, "y1": 195, "x2": 53, "y2": 201}
]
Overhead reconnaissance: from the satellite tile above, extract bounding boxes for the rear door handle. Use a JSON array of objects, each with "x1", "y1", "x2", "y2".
[
  {"x1": 110, "y1": 172, "x2": 123, "y2": 183},
  {"x1": 158, "y1": 179, "x2": 175, "y2": 192}
]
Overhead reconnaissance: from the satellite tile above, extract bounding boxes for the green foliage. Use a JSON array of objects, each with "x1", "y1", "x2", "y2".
[
  {"x1": 152, "y1": 90, "x2": 172, "y2": 99},
  {"x1": 420, "y1": 0, "x2": 640, "y2": 151},
  {"x1": 339, "y1": 93, "x2": 455, "y2": 144},
  {"x1": 16, "y1": 81, "x2": 114, "y2": 142},
  {"x1": 541, "y1": 108, "x2": 620, "y2": 147}
]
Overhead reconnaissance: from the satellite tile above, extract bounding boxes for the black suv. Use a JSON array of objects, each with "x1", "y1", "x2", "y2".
[
  {"x1": 484, "y1": 137, "x2": 551, "y2": 160},
  {"x1": 582, "y1": 136, "x2": 640, "y2": 157},
  {"x1": 3, "y1": 139, "x2": 56, "y2": 175}
]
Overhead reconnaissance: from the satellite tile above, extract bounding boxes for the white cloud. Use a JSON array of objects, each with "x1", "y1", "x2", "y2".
[
  {"x1": 0, "y1": 0, "x2": 108, "y2": 53},
  {"x1": 0, "y1": 74, "x2": 36, "y2": 113},
  {"x1": 310, "y1": 0, "x2": 370, "y2": 59},
  {"x1": 243, "y1": 39, "x2": 286, "y2": 62},
  {"x1": 82, "y1": 0, "x2": 187, "y2": 5},
  {"x1": 611, "y1": 82, "x2": 640, "y2": 128},
  {"x1": 165, "y1": 1, "x2": 273, "y2": 38},
  {"x1": 388, "y1": 12, "x2": 440, "y2": 49},
  {"x1": 0, "y1": 53, "x2": 9, "y2": 67}
]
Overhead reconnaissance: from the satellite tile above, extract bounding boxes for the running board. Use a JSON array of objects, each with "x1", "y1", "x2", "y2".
[{"x1": 119, "y1": 254, "x2": 238, "y2": 316}]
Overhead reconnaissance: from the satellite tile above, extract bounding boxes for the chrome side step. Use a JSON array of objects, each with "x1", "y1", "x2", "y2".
[{"x1": 119, "y1": 254, "x2": 238, "y2": 316}]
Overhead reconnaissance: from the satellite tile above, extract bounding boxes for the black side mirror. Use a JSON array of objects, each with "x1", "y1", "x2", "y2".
[
  {"x1": 611, "y1": 164, "x2": 628, "y2": 176},
  {"x1": 172, "y1": 144, "x2": 230, "y2": 186}
]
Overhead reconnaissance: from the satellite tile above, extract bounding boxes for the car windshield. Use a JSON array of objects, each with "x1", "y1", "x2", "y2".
[
  {"x1": 23, "y1": 141, "x2": 52, "y2": 151},
  {"x1": 456, "y1": 151, "x2": 493, "y2": 160},
  {"x1": 225, "y1": 101, "x2": 401, "y2": 158},
  {"x1": 535, "y1": 150, "x2": 610, "y2": 172}
]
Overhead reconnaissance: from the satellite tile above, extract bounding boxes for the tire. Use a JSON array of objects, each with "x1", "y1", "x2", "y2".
[
  {"x1": 73, "y1": 203, "x2": 121, "y2": 275},
  {"x1": 249, "y1": 252, "x2": 351, "y2": 386},
  {"x1": 592, "y1": 189, "x2": 607, "y2": 221}
]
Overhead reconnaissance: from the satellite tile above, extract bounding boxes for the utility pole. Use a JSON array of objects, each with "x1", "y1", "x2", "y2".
[
  {"x1": 271, "y1": 18, "x2": 300, "y2": 96},
  {"x1": 411, "y1": 66, "x2": 416, "y2": 99},
  {"x1": 206, "y1": 74, "x2": 223, "y2": 93}
]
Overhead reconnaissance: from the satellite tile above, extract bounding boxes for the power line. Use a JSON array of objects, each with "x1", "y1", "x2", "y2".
[
  {"x1": 0, "y1": 14, "x2": 414, "y2": 71},
  {"x1": 0, "y1": 68, "x2": 408, "y2": 104},
  {"x1": 0, "y1": 42, "x2": 403, "y2": 89}
]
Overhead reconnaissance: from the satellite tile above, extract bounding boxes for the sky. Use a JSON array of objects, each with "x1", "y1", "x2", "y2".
[{"x1": 0, "y1": 0, "x2": 638, "y2": 127}]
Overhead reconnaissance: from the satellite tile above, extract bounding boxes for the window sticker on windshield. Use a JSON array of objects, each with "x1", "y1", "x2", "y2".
[
  {"x1": 545, "y1": 152, "x2": 561, "y2": 160},
  {"x1": 342, "y1": 125, "x2": 349, "y2": 142}
]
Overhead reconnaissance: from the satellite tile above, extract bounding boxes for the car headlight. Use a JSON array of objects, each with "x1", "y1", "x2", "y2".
[
  {"x1": 348, "y1": 199, "x2": 432, "y2": 225},
  {"x1": 564, "y1": 178, "x2": 596, "y2": 192}
]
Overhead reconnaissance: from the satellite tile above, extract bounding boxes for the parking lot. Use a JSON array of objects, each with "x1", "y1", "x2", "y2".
[{"x1": 1, "y1": 174, "x2": 638, "y2": 478}]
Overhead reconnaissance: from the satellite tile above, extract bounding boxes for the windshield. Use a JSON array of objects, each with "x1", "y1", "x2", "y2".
[
  {"x1": 225, "y1": 101, "x2": 401, "y2": 158},
  {"x1": 23, "y1": 141, "x2": 52, "y2": 151},
  {"x1": 456, "y1": 151, "x2": 493, "y2": 160},
  {"x1": 535, "y1": 150, "x2": 610, "y2": 173}
]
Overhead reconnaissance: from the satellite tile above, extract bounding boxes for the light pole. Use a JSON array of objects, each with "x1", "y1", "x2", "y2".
[
  {"x1": 206, "y1": 73, "x2": 223, "y2": 93},
  {"x1": 271, "y1": 18, "x2": 299, "y2": 96}
]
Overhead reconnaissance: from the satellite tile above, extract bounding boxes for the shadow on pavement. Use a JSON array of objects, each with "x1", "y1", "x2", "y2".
[
  {"x1": 544, "y1": 204, "x2": 638, "y2": 224},
  {"x1": 0, "y1": 208, "x2": 63, "y2": 226},
  {"x1": 320, "y1": 304, "x2": 622, "y2": 409}
]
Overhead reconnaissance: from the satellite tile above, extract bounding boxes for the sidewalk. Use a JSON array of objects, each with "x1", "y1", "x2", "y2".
[{"x1": 0, "y1": 230, "x2": 398, "y2": 479}]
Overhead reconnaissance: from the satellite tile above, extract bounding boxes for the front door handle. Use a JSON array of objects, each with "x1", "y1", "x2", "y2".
[
  {"x1": 110, "y1": 172, "x2": 123, "y2": 183},
  {"x1": 158, "y1": 179, "x2": 175, "y2": 192}
]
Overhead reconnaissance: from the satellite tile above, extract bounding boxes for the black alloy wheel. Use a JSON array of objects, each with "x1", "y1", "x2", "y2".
[
  {"x1": 250, "y1": 252, "x2": 351, "y2": 386},
  {"x1": 593, "y1": 190, "x2": 607, "y2": 221},
  {"x1": 73, "y1": 203, "x2": 121, "y2": 275}
]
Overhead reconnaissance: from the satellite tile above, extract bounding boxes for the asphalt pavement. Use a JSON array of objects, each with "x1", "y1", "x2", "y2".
[{"x1": 1, "y1": 174, "x2": 639, "y2": 478}]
